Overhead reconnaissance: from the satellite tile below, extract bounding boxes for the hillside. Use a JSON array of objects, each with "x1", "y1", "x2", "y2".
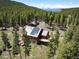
[
  {"x1": 0, "y1": 0, "x2": 30, "y2": 6},
  {"x1": 61, "y1": 7, "x2": 79, "y2": 15},
  {"x1": 0, "y1": 0, "x2": 47, "y2": 27},
  {"x1": 0, "y1": 0, "x2": 45, "y2": 13},
  {"x1": 0, "y1": 0, "x2": 42, "y2": 10},
  {"x1": 0, "y1": 0, "x2": 79, "y2": 59}
]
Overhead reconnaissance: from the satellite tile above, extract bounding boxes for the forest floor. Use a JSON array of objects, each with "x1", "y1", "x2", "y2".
[
  {"x1": 0, "y1": 27, "x2": 50, "y2": 59},
  {"x1": 0, "y1": 21, "x2": 52, "y2": 59},
  {"x1": 0, "y1": 21, "x2": 65, "y2": 59}
]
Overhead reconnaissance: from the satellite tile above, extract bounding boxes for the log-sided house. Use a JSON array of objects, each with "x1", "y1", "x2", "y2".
[{"x1": 25, "y1": 25, "x2": 49, "y2": 42}]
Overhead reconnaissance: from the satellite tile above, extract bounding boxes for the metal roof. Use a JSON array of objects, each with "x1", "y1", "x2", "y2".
[{"x1": 42, "y1": 30, "x2": 48, "y2": 36}]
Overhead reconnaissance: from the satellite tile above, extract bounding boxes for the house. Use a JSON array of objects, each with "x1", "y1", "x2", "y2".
[{"x1": 25, "y1": 25, "x2": 49, "y2": 42}]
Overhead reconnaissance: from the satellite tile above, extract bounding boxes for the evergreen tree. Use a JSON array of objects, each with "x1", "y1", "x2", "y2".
[
  {"x1": 49, "y1": 29, "x2": 60, "y2": 58},
  {"x1": 1, "y1": 31, "x2": 12, "y2": 59},
  {"x1": 12, "y1": 31, "x2": 20, "y2": 55},
  {"x1": 22, "y1": 28, "x2": 31, "y2": 59}
]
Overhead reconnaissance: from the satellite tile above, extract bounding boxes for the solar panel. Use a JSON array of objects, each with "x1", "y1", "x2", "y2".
[{"x1": 30, "y1": 27, "x2": 40, "y2": 35}]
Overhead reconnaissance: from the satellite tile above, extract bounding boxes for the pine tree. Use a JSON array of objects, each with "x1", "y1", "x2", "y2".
[
  {"x1": 1, "y1": 31, "x2": 12, "y2": 59},
  {"x1": 12, "y1": 31, "x2": 20, "y2": 56},
  {"x1": 22, "y1": 28, "x2": 31, "y2": 59},
  {"x1": 49, "y1": 29, "x2": 60, "y2": 58}
]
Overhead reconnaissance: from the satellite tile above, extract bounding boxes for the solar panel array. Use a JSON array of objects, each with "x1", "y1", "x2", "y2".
[{"x1": 30, "y1": 27, "x2": 40, "y2": 35}]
